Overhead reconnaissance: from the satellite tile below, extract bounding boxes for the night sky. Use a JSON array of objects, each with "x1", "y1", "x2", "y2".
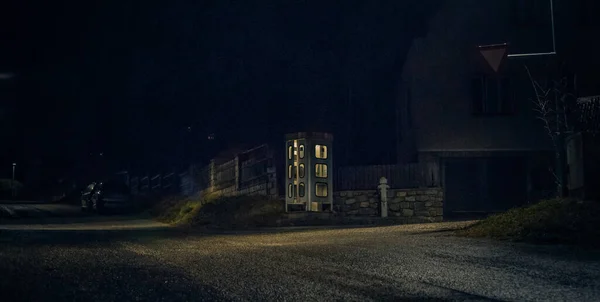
[{"x1": 2, "y1": 0, "x2": 441, "y2": 178}]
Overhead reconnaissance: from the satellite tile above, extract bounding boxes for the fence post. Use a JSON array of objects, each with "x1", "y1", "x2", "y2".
[
  {"x1": 209, "y1": 160, "x2": 216, "y2": 192},
  {"x1": 234, "y1": 155, "x2": 240, "y2": 193},
  {"x1": 378, "y1": 177, "x2": 390, "y2": 218},
  {"x1": 431, "y1": 161, "x2": 440, "y2": 187},
  {"x1": 189, "y1": 165, "x2": 196, "y2": 194},
  {"x1": 418, "y1": 162, "x2": 429, "y2": 188}
]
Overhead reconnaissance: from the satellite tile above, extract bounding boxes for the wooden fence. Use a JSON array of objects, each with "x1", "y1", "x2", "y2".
[
  {"x1": 214, "y1": 159, "x2": 237, "y2": 190},
  {"x1": 177, "y1": 144, "x2": 442, "y2": 196},
  {"x1": 239, "y1": 144, "x2": 271, "y2": 189},
  {"x1": 180, "y1": 144, "x2": 278, "y2": 197},
  {"x1": 334, "y1": 162, "x2": 440, "y2": 190},
  {"x1": 193, "y1": 165, "x2": 211, "y2": 192},
  {"x1": 128, "y1": 173, "x2": 178, "y2": 196}
]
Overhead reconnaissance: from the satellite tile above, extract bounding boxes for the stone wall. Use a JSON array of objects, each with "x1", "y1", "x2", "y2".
[{"x1": 333, "y1": 188, "x2": 444, "y2": 223}]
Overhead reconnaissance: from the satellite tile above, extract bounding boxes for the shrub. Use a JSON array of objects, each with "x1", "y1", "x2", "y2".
[
  {"x1": 457, "y1": 198, "x2": 600, "y2": 246},
  {"x1": 0, "y1": 179, "x2": 24, "y2": 192},
  {"x1": 150, "y1": 194, "x2": 285, "y2": 228}
]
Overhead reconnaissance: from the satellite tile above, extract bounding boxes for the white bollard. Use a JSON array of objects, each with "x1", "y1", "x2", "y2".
[{"x1": 378, "y1": 177, "x2": 390, "y2": 218}]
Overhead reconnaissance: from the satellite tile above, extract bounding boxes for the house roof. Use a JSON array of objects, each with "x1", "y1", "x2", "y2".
[{"x1": 285, "y1": 132, "x2": 333, "y2": 141}]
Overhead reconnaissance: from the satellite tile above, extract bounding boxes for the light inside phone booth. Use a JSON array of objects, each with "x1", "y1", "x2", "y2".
[{"x1": 285, "y1": 132, "x2": 333, "y2": 212}]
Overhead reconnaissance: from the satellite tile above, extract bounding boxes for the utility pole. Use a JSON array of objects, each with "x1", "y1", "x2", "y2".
[
  {"x1": 555, "y1": 78, "x2": 568, "y2": 197},
  {"x1": 499, "y1": 0, "x2": 564, "y2": 197}
]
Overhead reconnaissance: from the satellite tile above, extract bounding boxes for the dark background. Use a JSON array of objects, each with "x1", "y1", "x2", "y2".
[{"x1": 1, "y1": 0, "x2": 441, "y2": 185}]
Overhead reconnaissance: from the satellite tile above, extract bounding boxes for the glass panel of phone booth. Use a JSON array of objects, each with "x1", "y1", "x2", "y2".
[
  {"x1": 285, "y1": 133, "x2": 333, "y2": 212},
  {"x1": 286, "y1": 139, "x2": 307, "y2": 206},
  {"x1": 310, "y1": 141, "x2": 332, "y2": 212}
]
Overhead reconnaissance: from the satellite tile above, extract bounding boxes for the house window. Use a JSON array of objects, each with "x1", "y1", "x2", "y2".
[
  {"x1": 315, "y1": 182, "x2": 328, "y2": 197},
  {"x1": 299, "y1": 164, "x2": 305, "y2": 178},
  {"x1": 288, "y1": 184, "x2": 293, "y2": 197},
  {"x1": 288, "y1": 165, "x2": 292, "y2": 179},
  {"x1": 472, "y1": 76, "x2": 515, "y2": 115},
  {"x1": 315, "y1": 145, "x2": 328, "y2": 159},
  {"x1": 288, "y1": 145, "x2": 292, "y2": 160},
  {"x1": 299, "y1": 145, "x2": 305, "y2": 158},
  {"x1": 299, "y1": 183, "x2": 305, "y2": 197},
  {"x1": 315, "y1": 164, "x2": 328, "y2": 178}
]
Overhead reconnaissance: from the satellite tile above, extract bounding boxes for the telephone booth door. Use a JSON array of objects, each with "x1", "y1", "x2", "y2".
[{"x1": 286, "y1": 139, "x2": 307, "y2": 211}]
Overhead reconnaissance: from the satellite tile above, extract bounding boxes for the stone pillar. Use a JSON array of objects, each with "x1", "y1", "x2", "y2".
[{"x1": 378, "y1": 177, "x2": 390, "y2": 218}]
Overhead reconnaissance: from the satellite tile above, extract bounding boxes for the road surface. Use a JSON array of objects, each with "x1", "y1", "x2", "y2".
[{"x1": 1, "y1": 204, "x2": 600, "y2": 301}]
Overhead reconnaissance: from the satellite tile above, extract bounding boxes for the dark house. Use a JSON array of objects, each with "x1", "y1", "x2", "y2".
[
  {"x1": 399, "y1": 0, "x2": 600, "y2": 216},
  {"x1": 567, "y1": 97, "x2": 600, "y2": 201}
]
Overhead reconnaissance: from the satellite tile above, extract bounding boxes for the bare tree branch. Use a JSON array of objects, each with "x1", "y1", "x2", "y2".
[
  {"x1": 526, "y1": 65, "x2": 563, "y2": 191},
  {"x1": 526, "y1": 66, "x2": 557, "y2": 147}
]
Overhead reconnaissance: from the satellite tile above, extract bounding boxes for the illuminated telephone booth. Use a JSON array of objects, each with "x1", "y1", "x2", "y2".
[{"x1": 285, "y1": 132, "x2": 333, "y2": 212}]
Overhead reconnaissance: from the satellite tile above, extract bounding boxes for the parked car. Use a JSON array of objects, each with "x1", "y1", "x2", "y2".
[{"x1": 81, "y1": 180, "x2": 133, "y2": 214}]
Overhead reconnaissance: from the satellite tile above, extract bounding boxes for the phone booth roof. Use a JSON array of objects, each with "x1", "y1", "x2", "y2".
[{"x1": 285, "y1": 132, "x2": 334, "y2": 141}]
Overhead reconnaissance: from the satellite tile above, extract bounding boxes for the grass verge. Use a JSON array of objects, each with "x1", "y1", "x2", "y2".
[
  {"x1": 457, "y1": 198, "x2": 600, "y2": 247},
  {"x1": 149, "y1": 194, "x2": 285, "y2": 229}
]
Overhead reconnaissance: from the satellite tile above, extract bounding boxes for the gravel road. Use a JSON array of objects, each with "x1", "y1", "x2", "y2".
[{"x1": 1, "y1": 212, "x2": 600, "y2": 301}]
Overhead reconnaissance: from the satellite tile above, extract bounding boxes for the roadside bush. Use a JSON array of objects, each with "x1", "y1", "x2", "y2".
[
  {"x1": 0, "y1": 179, "x2": 23, "y2": 191},
  {"x1": 0, "y1": 179, "x2": 24, "y2": 199},
  {"x1": 150, "y1": 194, "x2": 285, "y2": 228},
  {"x1": 457, "y1": 198, "x2": 600, "y2": 247}
]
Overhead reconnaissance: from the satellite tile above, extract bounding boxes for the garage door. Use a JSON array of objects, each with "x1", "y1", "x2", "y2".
[{"x1": 444, "y1": 157, "x2": 528, "y2": 217}]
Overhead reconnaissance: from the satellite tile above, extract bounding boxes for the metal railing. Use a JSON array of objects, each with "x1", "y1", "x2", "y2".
[{"x1": 335, "y1": 162, "x2": 440, "y2": 190}]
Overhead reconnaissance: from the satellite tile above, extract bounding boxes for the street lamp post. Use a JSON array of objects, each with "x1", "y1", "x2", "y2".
[{"x1": 11, "y1": 163, "x2": 16, "y2": 198}]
